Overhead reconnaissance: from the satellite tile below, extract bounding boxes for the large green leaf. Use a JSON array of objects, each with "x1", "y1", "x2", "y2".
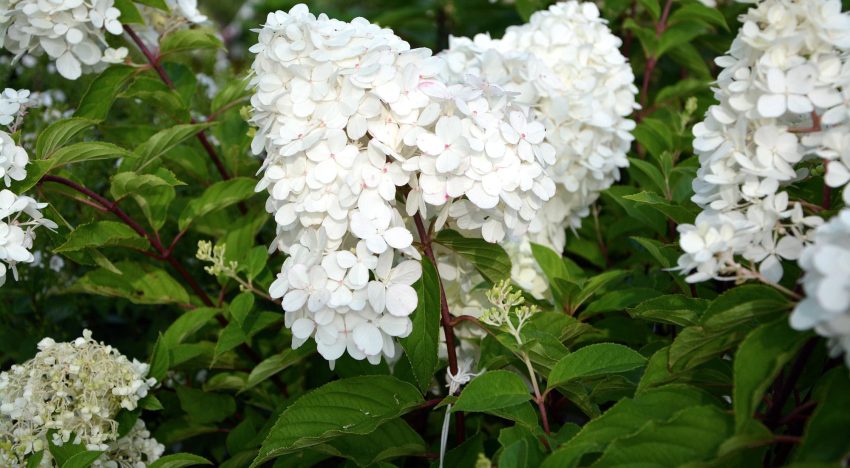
[
  {"x1": 434, "y1": 229, "x2": 512, "y2": 284},
  {"x1": 541, "y1": 385, "x2": 719, "y2": 467},
  {"x1": 628, "y1": 295, "x2": 709, "y2": 327},
  {"x1": 54, "y1": 220, "x2": 146, "y2": 253},
  {"x1": 591, "y1": 405, "x2": 733, "y2": 466},
  {"x1": 69, "y1": 261, "x2": 191, "y2": 305},
  {"x1": 177, "y1": 387, "x2": 236, "y2": 424},
  {"x1": 149, "y1": 453, "x2": 212, "y2": 468},
  {"x1": 399, "y1": 257, "x2": 441, "y2": 393},
  {"x1": 312, "y1": 419, "x2": 426, "y2": 467},
  {"x1": 452, "y1": 370, "x2": 531, "y2": 413},
  {"x1": 75, "y1": 65, "x2": 136, "y2": 120},
  {"x1": 133, "y1": 123, "x2": 214, "y2": 171},
  {"x1": 161, "y1": 29, "x2": 223, "y2": 55},
  {"x1": 794, "y1": 368, "x2": 850, "y2": 463},
  {"x1": 251, "y1": 376, "x2": 422, "y2": 465},
  {"x1": 178, "y1": 177, "x2": 257, "y2": 230},
  {"x1": 110, "y1": 169, "x2": 184, "y2": 231},
  {"x1": 35, "y1": 118, "x2": 97, "y2": 159},
  {"x1": 48, "y1": 141, "x2": 131, "y2": 166},
  {"x1": 733, "y1": 317, "x2": 811, "y2": 428},
  {"x1": 242, "y1": 346, "x2": 313, "y2": 392},
  {"x1": 547, "y1": 343, "x2": 646, "y2": 390}
]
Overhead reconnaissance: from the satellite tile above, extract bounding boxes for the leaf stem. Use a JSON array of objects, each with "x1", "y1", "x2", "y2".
[{"x1": 412, "y1": 211, "x2": 465, "y2": 443}]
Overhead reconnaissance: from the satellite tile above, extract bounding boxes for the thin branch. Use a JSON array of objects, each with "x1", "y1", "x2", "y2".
[
  {"x1": 412, "y1": 211, "x2": 465, "y2": 443},
  {"x1": 123, "y1": 25, "x2": 233, "y2": 184},
  {"x1": 637, "y1": 0, "x2": 674, "y2": 116}
]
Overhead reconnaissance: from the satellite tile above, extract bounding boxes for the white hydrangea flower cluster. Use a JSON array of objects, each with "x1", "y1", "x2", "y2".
[
  {"x1": 0, "y1": 0, "x2": 128, "y2": 80},
  {"x1": 0, "y1": 330, "x2": 159, "y2": 466},
  {"x1": 249, "y1": 4, "x2": 556, "y2": 365},
  {"x1": 0, "y1": 88, "x2": 29, "y2": 128},
  {"x1": 0, "y1": 189, "x2": 56, "y2": 287},
  {"x1": 676, "y1": 0, "x2": 850, "y2": 284},
  {"x1": 0, "y1": 129, "x2": 28, "y2": 187},
  {"x1": 790, "y1": 208, "x2": 850, "y2": 366},
  {"x1": 441, "y1": 0, "x2": 638, "y2": 253},
  {"x1": 91, "y1": 420, "x2": 165, "y2": 468}
]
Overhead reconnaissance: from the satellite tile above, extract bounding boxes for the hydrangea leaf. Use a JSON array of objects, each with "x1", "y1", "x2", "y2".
[
  {"x1": 435, "y1": 229, "x2": 512, "y2": 284},
  {"x1": 399, "y1": 257, "x2": 441, "y2": 393},
  {"x1": 148, "y1": 453, "x2": 213, "y2": 468},
  {"x1": 251, "y1": 376, "x2": 423, "y2": 466},
  {"x1": 547, "y1": 343, "x2": 646, "y2": 390},
  {"x1": 452, "y1": 370, "x2": 531, "y2": 413}
]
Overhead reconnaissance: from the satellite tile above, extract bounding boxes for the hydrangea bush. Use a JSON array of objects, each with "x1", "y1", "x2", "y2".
[{"x1": 1, "y1": 0, "x2": 850, "y2": 466}]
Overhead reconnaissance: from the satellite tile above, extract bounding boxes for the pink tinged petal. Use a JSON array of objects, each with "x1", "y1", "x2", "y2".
[
  {"x1": 291, "y1": 318, "x2": 316, "y2": 339},
  {"x1": 757, "y1": 94, "x2": 786, "y2": 118},
  {"x1": 417, "y1": 133, "x2": 444, "y2": 156},
  {"x1": 353, "y1": 323, "x2": 383, "y2": 355},
  {"x1": 282, "y1": 290, "x2": 308, "y2": 311},
  {"x1": 368, "y1": 281, "x2": 387, "y2": 312},
  {"x1": 384, "y1": 227, "x2": 413, "y2": 249},
  {"x1": 386, "y1": 284, "x2": 417, "y2": 316}
]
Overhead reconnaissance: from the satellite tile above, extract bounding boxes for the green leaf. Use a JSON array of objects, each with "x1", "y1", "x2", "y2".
[
  {"x1": 211, "y1": 79, "x2": 251, "y2": 114},
  {"x1": 591, "y1": 405, "x2": 733, "y2": 466},
  {"x1": 670, "y1": 3, "x2": 728, "y2": 31},
  {"x1": 133, "y1": 123, "x2": 213, "y2": 170},
  {"x1": 54, "y1": 221, "x2": 146, "y2": 253},
  {"x1": 178, "y1": 177, "x2": 257, "y2": 230},
  {"x1": 529, "y1": 242, "x2": 583, "y2": 307},
  {"x1": 26, "y1": 451, "x2": 44, "y2": 468},
  {"x1": 668, "y1": 285, "x2": 791, "y2": 372},
  {"x1": 48, "y1": 141, "x2": 131, "y2": 166},
  {"x1": 251, "y1": 376, "x2": 423, "y2": 466},
  {"x1": 638, "y1": 0, "x2": 660, "y2": 20},
  {"x1": 628, "y1": 295, "x2": 709, "y2": 327},
  {"x1": 668, "y1": 42, "x2": 712, "y2": 79},
  {"x1": 623, "y1": 19, "x2": 657, "y2": 57},
  {"x1": 566, "y1": 270, "x2": 627, "y2": 312},
  {"x1": 69, "y1": 261, "x2": 191, "y2": 305},
  {"x1": 622, "y1": 191, "x2": 697, "y2": 224},
  {"x1": 657, "y1": 21, "x2": 707, "y2": 58},
  {"x1": 515, "y1": 0, "x2": 545, "y2": 21},
  {"x1": 134, "y1": 0, "x2": 169, "y2": 10},
  {"x1": 633, "y1": 118, "x2": 673, "y2": 159},
  {"x1": 399, "y1": 257, "x2": 441, "y2": 393},
  {"x1": 110, "y1": 169, "x2": 184, "y2": 230},
  {"x1": 547, "y1": 343, "x2": 646, "y2": 390},
  {"x1": 163, "y1": 307, "x2": 219, "y2": 348},
  {"x1": 795, "y1": 368, "x2": 850, "y2": 462},
  {"x1": 733, "y1": 317, "x2": 811, "y2": 428},
  {"x1": 434, "y1": 229, "x2": 512, "y2": 284},
  {"x1": 36, "y1": 117, "x2": 97, "y2": 159},
  {"x1": 177, "y1": 387, "x2": 236, "y2": 424},
  {"x1": 242, "y1": 347, "x2": 313, "y2": 392},
  {"x1": 542, "y1": 384, "x2": 718, "y2": 467},
  {"x1": 452, "y1": 370, "x2": 530, "y2": 413},
  {"x1": 76, "y1": 65, "x2": 136, "y2": 120},
  {"x1": 60, "y1": 450, "x2": 105, "y2": 468},
  {"x1": 149, "y1": 453, "x2": 213, "y2": 468},
  {"x1": 628, "y1": 157, "x2": 668, "y2": 196},
  {"x1": 655, "y1": 78, "x2": 710, "y2": 104},
  {"x1": 113, "y1": 0, "x2": 144, "y2": 24},
  {"x1": 313, "y1": 419, "x2": 426, "y2": 466},
  {"x1": 161, "y1": 29, "x2": 223, "y2": 55}
]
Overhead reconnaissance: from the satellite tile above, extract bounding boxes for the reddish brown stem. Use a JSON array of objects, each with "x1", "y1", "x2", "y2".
[
  {"x1": 412, "y1": 212, "x2": 464, "y2": 443},
  {"x1": 638, "y1": 0, "x2": 674, "y2": 115},
  {"x1": 123, "y1": 25, "x2": 233, "y2": 184}
]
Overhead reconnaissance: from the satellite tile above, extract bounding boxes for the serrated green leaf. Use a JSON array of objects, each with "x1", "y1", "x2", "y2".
[
  {"x1": 110, "y1": 169, "x2": 184, "y2": 231},
  {"x1": 622, "y1": 191, "x2": 697, "y2": 224},
  {"x1": 733, "y1": 317, "x2": 811, "y2": 428},
  {"x1": 453, "y1": 370, "x2": 530, "y2": 413},
  {"x1": 162, "y1": 307, "x2": 219, "y2": 348},
  {"x1": 591, "y1": 405, "x2": 733, "y2": 466},
  {"x1": 399, "y1": 257, "x2": 440, "y2": 393},
  {"x1": 48, "y1": 141, "x2": 131, "y2": 166},
  {"x1": 161, "y1": 29, "x2": 223, "y2": 55},
  {"x1": 547, "y1": 343, "x2": 646, "y2": 390},
  {"x1": 314, "y1": 419, "x2": 426, "y2": 467},
  {"x1": 54, "y1": 221, "x2": 146, "y2": 253},
  {"x1": 36, "y1": 117, "x2": 97, "y2": 159},
  {"x1": 795, "y1": 368, "x2": 850, "y2": 462},
  {"x1": 670, "y1": 3, "x2": 728, "y2": 31},
  {"x1": 251, "y1": 376, "x2": 423, "y2": 465},
  {"x1": 628, "y1": 295, "x2": 709, "y2": 327},
  {"x1": 149, "y1": 453, "x2": 213, "y2": 468},
  {"x1": 541, "y1": 385, "x2": 718, "y2": 467},
  {"x1": 69, "y1": 261, "x2": 191, "y2": 305},
  {"x1": 242, "y1": 346, "x2": 313, "y2": 392},
  {"x1": 75, "y1": 65, "x2": 136, "y2": 120},
  {"x1": 113, "y1": 0, "x2": 144, "y2": 24},
  {"x1": 179, "y1": 177, "x2": 257, "y2": 230},
  {"x1": 60, "y1": 450, "x2": 105, "y2": 468},
  {"x1": 434, "y1": 229, "x2": 512, "y2": 283},
  {"x1": 177, "y1": 386, "x2": 236, "y2": 424},
  {"x1": 133, "y1": 123, "x2": 213, "y2": 171}
]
